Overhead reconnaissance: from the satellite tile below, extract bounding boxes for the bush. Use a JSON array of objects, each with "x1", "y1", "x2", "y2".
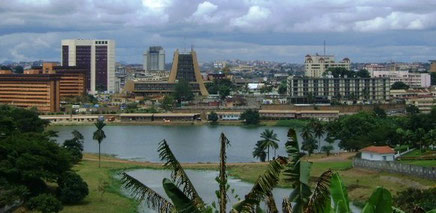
[
  {"x1": 240, "y1": 109, "x2": 260, "y2": 125},
  {"x1": 26, "y1": 194, "x2": 63, "y2": 213},
  {"x1": 208, "y1": 111, "x2": 218, "y2": 124},
  {"x1": 394, "y1": 188, "x2": 436, "y2": 212},
  {"x1": 57, "y1": 172, "x2": 89, "y2": 204}
]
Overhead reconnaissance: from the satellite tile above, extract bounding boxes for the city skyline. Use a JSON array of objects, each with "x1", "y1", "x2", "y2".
[{"x1": 1, "y1": 0, "x2": 436, "y2": 64}]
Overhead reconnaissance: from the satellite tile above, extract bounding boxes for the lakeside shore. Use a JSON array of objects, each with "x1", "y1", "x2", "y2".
[{"x1": 60, "y1": 153, "x2": 434, "y2": 213}]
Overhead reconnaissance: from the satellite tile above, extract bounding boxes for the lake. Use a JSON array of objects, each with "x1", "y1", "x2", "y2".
[
  {"x1": 52, "y1": 125, "x2": 340, "y2": 163},
  {"x1": 123, "y1": 169, "x2": 360, "y2": 213}
]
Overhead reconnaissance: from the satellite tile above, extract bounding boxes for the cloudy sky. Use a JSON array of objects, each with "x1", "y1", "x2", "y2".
[{"x1": 1, "y1": 0, "x2": 436, "y2": 64}]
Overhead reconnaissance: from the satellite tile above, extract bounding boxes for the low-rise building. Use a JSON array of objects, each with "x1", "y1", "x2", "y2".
[
  {"x1": 371, "y1": 71, "x2": 430, "y2": 88},
  {"x1": 119, "y1": 113, "x2": 200, "y2": 122},
  {"x1": 287, "y1": 76, "x2": 390, "y2": 104},
  {"x1": 360, "y1": 146, "x2": 395, "y2": 161}
]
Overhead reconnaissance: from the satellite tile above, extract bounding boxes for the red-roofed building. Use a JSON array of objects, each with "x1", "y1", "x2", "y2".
[{"x1": 360, "y1": 146, "x2": 395, "y2": 161}]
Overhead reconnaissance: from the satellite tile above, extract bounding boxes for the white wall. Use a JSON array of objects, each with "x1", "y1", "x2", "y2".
[{"x1": 361, "y1": 152, "x2": 395, "y2": 161}]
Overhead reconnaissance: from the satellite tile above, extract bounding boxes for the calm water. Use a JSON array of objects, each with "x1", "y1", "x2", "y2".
[
  {"x1": 52, "y1": 125, "x2": 340, "y2": 163},
  {"x1": 123, "y1": 169, "x2": 360, "y2": 213}
]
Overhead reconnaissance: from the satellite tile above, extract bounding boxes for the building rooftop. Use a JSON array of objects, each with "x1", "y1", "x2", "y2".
[{"x1": 360, "y1": 146, "x2": 395, "y2": 154}]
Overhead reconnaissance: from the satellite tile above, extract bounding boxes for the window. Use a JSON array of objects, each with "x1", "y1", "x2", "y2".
[{"x1": 383, "y1": 156, "x2": 387, "y2": 161}]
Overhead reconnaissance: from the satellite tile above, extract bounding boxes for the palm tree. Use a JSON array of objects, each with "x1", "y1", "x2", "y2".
[
  {"x1": 252, "y1": 140, "x2": 267, "y2": 162},
  {"x1": 258, "y1": 129, "x2": 280, "y2": 161},
  {"x1": 310, "y1": 120, "x2": 325, "y2": 152},
  {"x1": 301, "y1": 124, "x2": 313, "y2": 141},
  {"x1": 93, "y1": 119, "x2": 106, "y2": 168}
]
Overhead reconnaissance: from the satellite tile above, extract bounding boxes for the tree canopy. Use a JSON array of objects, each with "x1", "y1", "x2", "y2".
[
  {"x1": 391, "y1": 81, "x2": 409, "y2": 90},
  {"x1": 240, "y1": 109, "x2": 260, "y2": 125},
  {"x1": 174, "y1": 80, "x2": 194, "y2": 102}
]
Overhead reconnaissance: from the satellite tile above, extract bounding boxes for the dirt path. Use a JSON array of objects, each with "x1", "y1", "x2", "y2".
[{"x1": 304, "y1": 152, "x2": 356, "y2": 162}]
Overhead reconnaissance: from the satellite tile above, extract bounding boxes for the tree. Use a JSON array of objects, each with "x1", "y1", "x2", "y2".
[
  {"x1": 93, "y1": 119, "x2": 106, "y2": 168},
  {"x1": 240, "y1": 109, "x2": 260, "y2": 125},
  {"x1": 391, "y1": 81, "x2": 409, "y2": 90},
  {"x1": 63, "y1": 130, "x2": 84, "y2": 164},
  {"x1": 255, "y1": 129, "x2": 280, "y2": 161},
  {"x1": 356, "y1": 69, "x2": 370, "y2": 78},
  {"x1": 208, "y1": 111, "x2": 218, "y2": 124},
  {"x1": 309, "y1": 119, "x2": 325, "y2": 152},
  {"x1": 394, "y1": 188, "x2": 436, "y2": 212},
  {"x1": 14, "y1": 66, "x2": 24, "y2": 74},
  {"x1": 373, "y1": 106, "x2": 387, "y2": 118},
  {"x1": 301, "y1": 124, "x2": 313, "y2": 141},
  {"x1": 278, "y1": 80, "x2": 288, "y2": 95},
  {"x1": 174, "y1": 80, "x2": 194, "y2": 103},
  {"x1": 301, "y1": 136, "x2": 318, "y2": 156},
  {"x1": 161, "y1": 95, "x2": 174, "y2": 111},
  {"x1": 57, "y1": 171, "x2": 89, "y2": 204},
  {"x1": 406, "y1": 104, "x2": 420, "y2": 115},
  {"x1": 26, "y1": 194, "x2": 63, "y2": 213},
  {"x1": 321, "y1": 145, "x2": 334, "y2": 156},
  {"x1": 252, "y1": 140, "x2": 267, "y2": 162},
  {"x1": 326, "y1": 67, "x2": 354, "y2": 78}
]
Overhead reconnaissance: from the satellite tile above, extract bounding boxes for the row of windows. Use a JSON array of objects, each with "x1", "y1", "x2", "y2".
[{"x1": 95, "y1": 41, "x2": 108, "y2": 44}]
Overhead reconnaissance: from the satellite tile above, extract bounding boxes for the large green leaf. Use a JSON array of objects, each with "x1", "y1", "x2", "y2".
[
  {"x1": 162, "y1": 178, "x2": 200, "y2": 213},
  {"x1": 361, "y1": 187, "x2": 392, "y2": 213},
  {"x1": 330, "y1": 173, "x2": 350, "y2": 213},
  {"x1": 305, "y1": 170, "x2": 333, "y2": 213}
]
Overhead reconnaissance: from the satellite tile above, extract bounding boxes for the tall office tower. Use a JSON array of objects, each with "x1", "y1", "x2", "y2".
[
  {"x1": 61, "y1": 39, "x2": 116, "y2": 93},
  {"x1": 304, "y1": 54, "x2": 351, "y2": 77},
  {"x1": 168, "y1": 49, "x2": 209, "y2": 96},
  {"x1": 143, "y1": 46, "x2": 165, "y2": 71}
]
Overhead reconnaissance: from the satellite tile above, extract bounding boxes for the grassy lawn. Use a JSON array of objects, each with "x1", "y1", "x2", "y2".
[
  {"x1": 399, "y1": 160, "x2": 436, "y2": 167},
  {"x1": 60, "y1": 154, "x2": 434, "y2": 212},
  {"x1": 402, "y1": 149, "x2": 425, "y2": 157},
  {"x1": 61, "y1": 159, "x2": 141, "y2": 213}
]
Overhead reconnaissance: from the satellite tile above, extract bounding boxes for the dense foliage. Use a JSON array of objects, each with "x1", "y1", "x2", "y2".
[
  {"x1": 324, "y1": 107, "x2": 436, "y2": 151},
  {"x1": 206, "y1": 79, "x2": 233, "y2": 100},
  {"x1": 207, "y1": 111, "x2": 218, "y2": 124},
  {"x1": 26, "y1": 194, "x2": 63, "y2": 213},
  {"x1": 174, "y1": 80, "x2": 194, "y2": 103},
  {"x1": 57, "y1": 172, "x2": 89, "y2": 204},
  {"x1": 0, "y1": 105, "x2": 88, "y2": 210},
  {"x1": 325, "y1": 67, "x2": 370, "y2": 78},
  {"x1": 394, "y1": 188, "x2": 436, "y2": 212},
  {"x1": 63, "y1": 130, "x2": 84, "y2": 164},
  {"x1": 391, "y1": 81, "x2": 410, "y2": 90},
  {"x1": 240, "y1": 109, "x2": 260, "y2": 125},
  {"x1": 252, "y1": 129, "x2": 279, "y2": 161}
]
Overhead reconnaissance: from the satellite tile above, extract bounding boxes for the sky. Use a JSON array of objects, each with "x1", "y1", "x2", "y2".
[{"x1": 1, "y1": 0, "x2": 436, "y2": 64}]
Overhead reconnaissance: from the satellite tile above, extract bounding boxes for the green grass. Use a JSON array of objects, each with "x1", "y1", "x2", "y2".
[
  {"x1": 61, "y1": 160, "x2": 141, "y2": 213},
  {"x1": 402, "y1": 149, "x2": 425, "y2": 157},
  {"x1": 399, "y1": 160, "x2": 436, "y2": 167}
]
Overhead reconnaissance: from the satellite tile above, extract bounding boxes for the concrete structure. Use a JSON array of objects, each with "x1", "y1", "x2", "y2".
[
  {"x1": 0, "y1": 72, "x2": 61, "y2": 112},
  {"x1": 390, "y1": 88, "x2": 436, "y2": 113},
  {"x1": 371, "y1": 71, "x2": 430, "y2": 88},
  {"x1": 304, "y1": 54, "x2": 351, "y2": 77},
  {"x1": 353, "y1": 158, "x2": 436, "y2": 180},
  {"x1": 143, "y1": 46, "x2": 165, "y2": 71},
  {"x1": 215, "y1": 112, "x2": 241, "y2": 120},
  {"x1": 259, "y1": 110, "x2": 339, "y2": 121},
  {"x1": 40, "y1": 115, "x2": 99, "y2": 123},
  {"x1": 430, "y1": 60, "x2": 436, "y2": 73},
  {"x1": 119, "y1": 113, "x2": 200, "y2": 122},
  {"x1": 61, "y1": 39, "x2": 116, "y2": 93},
  {"x1": 287, "y1": 76, "x2": 390, "y2": 104},
  {"x1": 126, "y1": 49, "x2": 209, "y2": 96},
  {"x1": 360, "y1": 146, "x2": 395, "y2": 161}
]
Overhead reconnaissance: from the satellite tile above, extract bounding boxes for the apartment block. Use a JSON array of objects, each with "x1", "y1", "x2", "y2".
[
  {"x1": 371, "y1": 71, "x2": 431, "y2": 88},
  {"x1": 287, "y1": 76, "x2": 390, "y2": 104}
]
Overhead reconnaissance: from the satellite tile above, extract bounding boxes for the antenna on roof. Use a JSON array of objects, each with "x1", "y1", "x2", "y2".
[
  {"x1": 191, "y1": 44, "x2": 194, "y2": 52},
  {"x1": 323, "y1": 40, "x2": 326, "y2": 55},
  {"x1": 183, "y1": 36, "x2": 186, "y2": 53}
]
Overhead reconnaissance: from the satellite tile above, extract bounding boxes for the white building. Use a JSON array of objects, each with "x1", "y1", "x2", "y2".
[
  {"x1": 360, "y1": 146, "x2": 395, "y2": 161},
  {"x1": 61, "y1": 39, "x2": 116, "y2": 93},
  {"x1": 304, "y1": 54, "x2": 351, "y2": 77},
  {"x1": 371, "y1": 71, "x2": 431, "y2": 88},
  {"x1": 143, "y1": 46, "x2": 165, "y2": 72}
]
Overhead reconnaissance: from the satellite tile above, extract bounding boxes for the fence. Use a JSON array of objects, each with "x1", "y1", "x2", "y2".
[{"x1": 352, "y1": 158, "x2": 436, "y2": 180}]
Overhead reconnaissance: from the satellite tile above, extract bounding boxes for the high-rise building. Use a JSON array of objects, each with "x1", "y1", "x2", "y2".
[
  {"x1": 143, "y1": 46, "x2": 165, "y2": 71},
  {"x1": 304, "y1": 54, "x2": 351, "y2": 77},
  {"x1": 168, "y1": 49, "x2": 208, "y2": 96},
  {"x1": 125, "y1": 49, "x2": 209, "y2": 96},
  {"x1": 61, "y1": 39, "x2": 116, "y2": 93}
]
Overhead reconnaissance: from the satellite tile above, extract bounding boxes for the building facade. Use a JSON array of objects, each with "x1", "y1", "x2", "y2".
[
  {"x1": 371, "y1": 71, "x2": 430, "y2": 88},
  {"x1": 0, "y1": 72, "x2": 61, "y2": 112},
  {"x1": 430, "y1": 60, "x2": 436, "y2": 73},
  {"x1": 304, "y1": 54, "x2": 351, "y2": 77},
  {"x1": 143, "y1": 46, "x2": 165, "y2": 71},
  {"x1": 287, "y1": 76, "x2": 390, "y2": 104},
  {"x1": 61, "y1": 39, "x2": 116, "y2": 93}
]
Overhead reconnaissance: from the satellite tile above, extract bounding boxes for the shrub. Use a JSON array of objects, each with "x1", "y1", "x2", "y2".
[
  {"x1": 394, "y1": 188, "x2": 436, "y2": 212},
  {"x1": 26, "y1": 193, "x2": 63, "y2": 213},
  {"x1": 208, "y1": 111, "x2": 218, "y2": 124},
  {"x1": 57, "y1": 172, "x2": 89, "y2": 204},
  {"x1": 240, "y1": 109, "x2": 260, "y2": 125}
]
